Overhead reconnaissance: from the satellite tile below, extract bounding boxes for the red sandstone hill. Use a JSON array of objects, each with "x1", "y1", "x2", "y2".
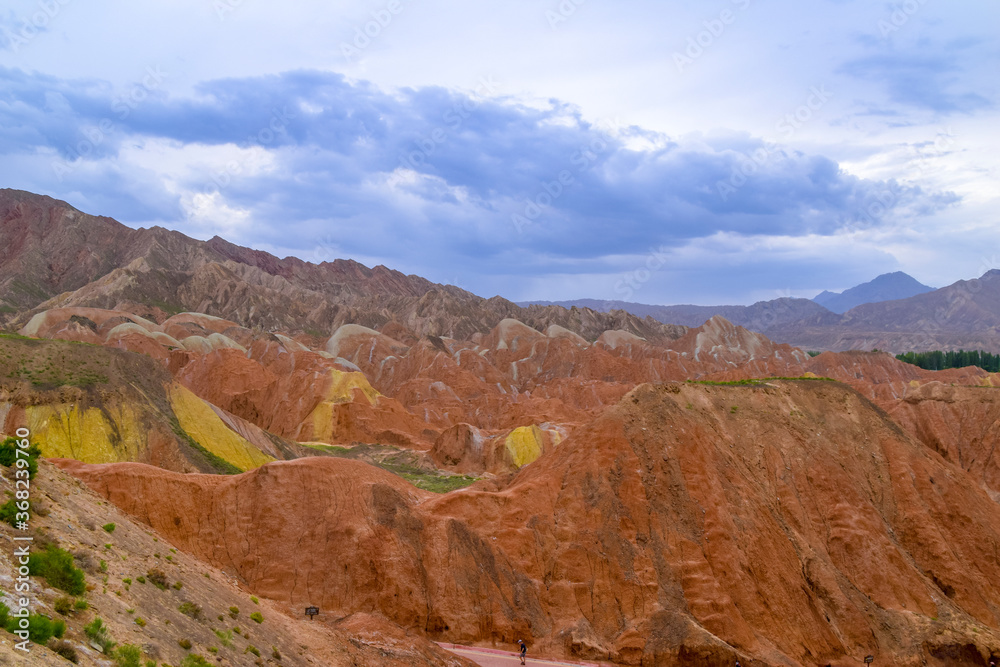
[
  {"x1": 0, "y1": 189, "x2": 684, "y2": 342},
  {"x1": 56, "y1": 379, "x2": 1000, "y2": 666}
]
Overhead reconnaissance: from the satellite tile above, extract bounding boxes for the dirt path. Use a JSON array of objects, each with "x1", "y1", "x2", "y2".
[{"x1": 439, "y1": 643, "x2": 603, "y2": 666}]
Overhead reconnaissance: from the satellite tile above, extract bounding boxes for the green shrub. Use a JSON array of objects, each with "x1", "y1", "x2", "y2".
[
  {"x1": 178, "y1": 602, "x2": 202, "y2": 620},
  {"x1": 249, "y1": 611, "x2": 263, "y2": 624},
  {"x1": 271, "y1": 645, "x2": 281, "y2": 661},
  {"x1": 28, "y1": 546, "x2": 86, "y2": 596},
  {"x1": 172, "y1": 581, "x2": 183, "y2": 590},
  {"x1": 74, "y1": 599, "x2": 88, "y2": 610},
  {"x1": 250, "y1": 596, "x2": 258, "y2": 605},
  {"x1": 207, "y1": 647, "x2": 218, "y2": 654},
  {"x1": 48, "y1": 639, "x2": 78, "y2": 663},
  {"x1": 147, "y1": 569, "x2": 167, "y2": 589},
  {"x1": 228, "y1": 606, "x2": 239, "y2": 618},
  {"x1": 213, "y1": 628, "x2": 233, "y2": 648},
  {"x1": 5, "y1": 613, "x2": 59, "y2": 644},
  {"x1": 84, "y1": 617, "x2": 116, "y2": 654},
  {"x1": 99, "y1": 559, "x2": 108, "y2": 573},
  {"x1": 53, "y1": 596, "x2": 73, "y2": 615},
  {"x1": 245, "y1": 645, "x2": 260, "y2": 657},
  {"x1": 181, "y1": 655, "x2": 211, "y2": 667},
  {"x1": 114, "y1": 644, "x2": 142, "y2": 667},
  {"x1": 178, "y1": 638, "x2": 192, "y2": 650},
  {"x1": 136, "y1": 576, "x2": 146, "y2": 584},
  {"x1": 0, "y1": 498, "x2": 26, "y2": 527},
  {"x1": 0, "y1": 437, "x2": 40, "y2": 479},
  {"x1": 135, "y1": 617, "x2": 146, "y2": 627},
  {"x1": 102, "y1": 523, "x2": 116, "y2": 533}
]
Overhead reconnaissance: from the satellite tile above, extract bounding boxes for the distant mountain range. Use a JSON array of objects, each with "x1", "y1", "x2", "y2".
[
  {"x1": 812, "y1": 271, "x2": 934, "y2": 313},
  {"x1": 521, "y1": 270, "x2": 1000, "y2": 353},
  {"x1": 0, "y1": 189, "x2": 684, "y2": 344},
  {"x1": 3, "y1": 188, "x2": 999, "y2": 353}
]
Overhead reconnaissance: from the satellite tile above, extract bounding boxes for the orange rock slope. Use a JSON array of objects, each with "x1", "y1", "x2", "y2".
[{"x1": 57, "y1": 379, "x2": 1000, "y2": 666}]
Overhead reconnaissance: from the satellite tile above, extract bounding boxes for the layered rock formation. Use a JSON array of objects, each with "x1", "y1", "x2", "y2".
[{"x1": 58, "y1": 380, "x2": 1000, "y2": 666}]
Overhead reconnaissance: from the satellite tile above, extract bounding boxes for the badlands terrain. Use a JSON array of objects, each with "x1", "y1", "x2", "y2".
[{"x1": 3, "y1": 190, "x2": 1000, "y2": 665}]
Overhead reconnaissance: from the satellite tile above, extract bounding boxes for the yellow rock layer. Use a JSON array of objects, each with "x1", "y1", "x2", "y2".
[
  {"x1": 27, "y1": 403, "x2": 145, "y2": 463},
  {"x1": 168, "y1": 384, "x2": 274, "y2": 471},
  {"x1": 301, "y1": 370, "x2": 380, "y2": 443},
  {"x1": 326, "y1": 369, "x2": 379, "y2": 405},
  {"x1": 505, "y1": 425, "x2": 544, "y2": 468}
]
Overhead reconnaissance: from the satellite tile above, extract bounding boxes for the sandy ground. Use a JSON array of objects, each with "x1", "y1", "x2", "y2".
[{"x1": 441, "y1": 643, "x2": 603, "y2": 666}]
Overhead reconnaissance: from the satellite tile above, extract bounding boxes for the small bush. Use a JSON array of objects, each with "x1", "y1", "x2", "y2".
[
  {"x1": 84, "y1": 617, "x2": 116, "y2": 654},
  {"x1": 228, "y1": 606, "x2": 239, "y2": 618},
  {"x1": 0, "y1": 498, "x2": 25, "y2": 527},
  {"x1": 73, "y1": 550, "x2": 96, "y2": 573},
  {"x1": 147, "y1": 569, "x2": 168, "y2": 590},
  {"x1": 5, "y1": 613, "x2": 61, "y2": 643},
  {"x1": 172, "y1": 581, "x2": 183, "y2": 590},
  {"x1": 135, "y1": 617, "x2": 146, "y2": 627},
  {"x1": 136, "y1": 576, "x2": 146, "y2": 584},
  {"x1": 114, "y1": 644, "x2": 142, "y2": 667},
  {"x1": 207, "y1": 647, "x2": 218, "y2": 654},
  {"x1": 250, "y1": 611, "x2": 263, "y2": 624},
  {"x1": 73, "y1": 599, "x2": 88, "y2": 611},
  {"x1": 28, "y1": 546, "x2": 86, "y2": 596},
  {"x1": 178, "y1": 638, "x2": 192, "y2": 650},
  {"x1": 102, "y1": 523, "x2": 116, "y2": 533},
  {"x1": 48, "y1": 639, "x2": 79, "y2": 663},
  {"x1": 99, "y1": 559, "x2": 108, "y2": 573},
  {"x1": 271, "y1": 645, "x2": 281, "y2": 661},
  {"x1": 245, "y1": 645, "x2": 261, "y2": 657},
  {"x1": 250, "y1": 596, "x2": 258, "y2": 605},
  {"x1": 178, "y1": 602, "x2": 202, "y2": 620},
  {"x1": 0, "y1": 437, "x2": 40, "y2": 478},
  {"x1": 214, "y1": 628, "x2": 233, "y2": 648},
  {"x1": 54, "y1": 596, "x2": 73, "y2": 615},
  {"x1": 181, "y1": 655, "x2": 211, "y2": 667}
]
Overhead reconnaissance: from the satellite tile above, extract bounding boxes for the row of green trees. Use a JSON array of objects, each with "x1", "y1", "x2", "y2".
[{"x1": 895, "y1": 350, "x2": 1000, "y2": 372}]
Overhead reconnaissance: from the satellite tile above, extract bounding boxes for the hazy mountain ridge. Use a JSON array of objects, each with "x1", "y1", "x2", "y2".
[
  {"x1": 522, "y1": 271, "x2": 1000, "y2": 353},
  {"x1": 813, "y1": 271, "x2": 935, "y2": 313},
  {"x1": 0, "y1": 189, "x2": 685, "y2": 343}
]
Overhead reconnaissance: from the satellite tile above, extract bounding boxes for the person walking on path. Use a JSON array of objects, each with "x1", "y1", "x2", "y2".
[{"x1": 518, "y1": 639, "x2": 526, "y2": 665}]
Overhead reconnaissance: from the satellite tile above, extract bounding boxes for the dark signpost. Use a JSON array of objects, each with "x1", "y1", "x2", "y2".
[
  {"x1": 305, "y1": 606, "x2": 319, "y2": 620},
  {"x1": 864, "y1": 656, "x2": 874, "y2": 664}
]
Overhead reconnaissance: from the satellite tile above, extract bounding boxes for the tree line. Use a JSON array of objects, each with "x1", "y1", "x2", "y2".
[{"x1": 895, "y1": 350, "x2": 1000, "y2": 372}]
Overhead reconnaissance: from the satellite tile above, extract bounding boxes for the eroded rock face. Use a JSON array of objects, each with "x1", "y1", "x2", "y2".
[{"x1": 58, "y1": 381, "x2": 1000, "y2": 666}]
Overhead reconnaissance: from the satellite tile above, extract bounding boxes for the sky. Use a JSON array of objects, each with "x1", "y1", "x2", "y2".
[{"x1": 0, "y1": 0, "x2": 997, "y2": 305}]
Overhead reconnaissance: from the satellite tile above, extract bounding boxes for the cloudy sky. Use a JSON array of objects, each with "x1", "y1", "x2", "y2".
[{"x1": 0, "y1": 0, "x2": 997, "y2": 305}]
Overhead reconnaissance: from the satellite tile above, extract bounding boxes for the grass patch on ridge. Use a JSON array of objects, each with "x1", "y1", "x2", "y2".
[{"x1": 687, "y1": 375, "x2": 837, "y2": 386}]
